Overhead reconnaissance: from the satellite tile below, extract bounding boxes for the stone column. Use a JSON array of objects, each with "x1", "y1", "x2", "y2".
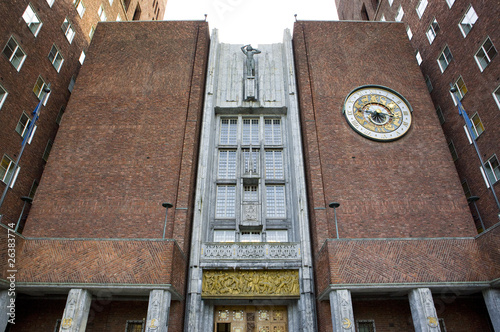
[
  {"x1": 59, "y1": 289, "x2": 92, "y2": 332},
  {"x1": 483, "y1": 288, "x2": 500, "y2": 331},
  {"x1": 145, "y1": 290, "x2": 172, "y2": 332},
  {"x1": 409, "y1": 288, "x2": 441, "y2": 332},
  {"x1": 329, "y1": 290, "x2": 355, "y2": 332},
  {"x1": 0, "y1": 290, "x2": 10, "y2": 331}
]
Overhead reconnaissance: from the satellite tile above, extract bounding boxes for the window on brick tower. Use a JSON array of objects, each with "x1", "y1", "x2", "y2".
[
  {"x1": 0, "y1": 84, "x2": 7, "y2": 110},
  {"x1": 3, "y1": 37, "x2": 27, "y2": 71},
  {"x1": 459, "y1": 5, "x2": 478, "y2": 37},
  {"x1": 23, "y1": 4, "x2": 43, "y2": 36},
  {"x1": 360, "y1": 4, "x2": 369, "y2": 20},
  {"x1": 475, "y1": 37, "x2": 497, "y2": 72},
  {"x1": 133, "y1": 4, "x2": 141, "y2": 20},
  {"x1": 437, "y1": 46, "x2": 453, "y2": 72}
]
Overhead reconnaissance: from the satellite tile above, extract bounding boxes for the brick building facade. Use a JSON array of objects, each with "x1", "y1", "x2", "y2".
[
  {"x1": 0, "y1": 0, "x2": 167, "y2": 233},
  {"x1": 0, "y1": 17, "x2": 499, "y2": 332}
]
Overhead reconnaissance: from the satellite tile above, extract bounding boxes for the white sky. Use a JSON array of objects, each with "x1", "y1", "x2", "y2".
[{"x1": 164, "y1": 0, "x2": 339, "y2": 45}]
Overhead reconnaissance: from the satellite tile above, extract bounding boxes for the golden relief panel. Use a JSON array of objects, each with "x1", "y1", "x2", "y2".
[
  {"x1": 215, "y1": 306, "x2": 287, "y2": 332},
  {"x1": 202, "y1": 270, "x2": 300, "y2": 298}
]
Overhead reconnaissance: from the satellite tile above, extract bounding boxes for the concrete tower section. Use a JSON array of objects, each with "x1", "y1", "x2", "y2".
[
  {"x1": 0, "y1": 21, "x2": 209, "y2": 332},
  {"x1": 293, "y1": 21, "x2": 500, "y2": 332},
  {"x1": 185, "y1": 30, "x2": 317, "y2": 332}
]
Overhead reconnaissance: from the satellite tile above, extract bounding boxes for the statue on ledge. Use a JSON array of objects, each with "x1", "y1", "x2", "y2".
[{"x1": 241, "y1": 44, "x2": 261, "y2": 77}]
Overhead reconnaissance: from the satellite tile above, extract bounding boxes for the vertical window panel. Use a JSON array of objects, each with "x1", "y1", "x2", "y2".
[
  {"x1": 266, "y1": 186, "x2": 285, "y2": 218},
  {"x1": 242, "y1": 118, "x2": 259, "y2": 145},
  {"x1": 265, "y1": 119, "x2": 282, "y2": 145},
  {"x1": 244, "y1": 185, "x2": 258, "y2": 201},
  {"x1": 220, "y1": 118, "x2": 238, "y2": 145},
  {"x1": 218, "y1": 150, "x2": 236, "y2": 178},
  {"x1": 216, "y1": 185, "x2": 236, "y2": 218},
  {"x1": 23, "y1": 4, "x2": 43, "y2": 36},
  {"x1": 265, "y1": 150, "x2": 283, "y2": 179}
]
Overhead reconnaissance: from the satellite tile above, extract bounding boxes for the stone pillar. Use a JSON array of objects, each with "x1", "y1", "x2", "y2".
[
  {"x1": 59, "y1": 289, "x2": 92, "y2": 332},
  {"x1": 409, "y1": 288, "x2": 441, "y2": 332},
  {"x1": 0, "y1": 290, "x2": 10, "y2": 331},
  {"x1": 483, "y1": 288, "x2": 500, "y2": 331},
  {"x1": 145, "y1": 290, "x2": 172, "y2": 332},
  {"x1": 329, "y1": 290, "x2": 355, "y2": 332}
]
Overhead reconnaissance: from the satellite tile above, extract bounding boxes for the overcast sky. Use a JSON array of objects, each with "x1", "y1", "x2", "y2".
[{"x1": 164, "y1": 0, "x2": 339, "y2": 45}]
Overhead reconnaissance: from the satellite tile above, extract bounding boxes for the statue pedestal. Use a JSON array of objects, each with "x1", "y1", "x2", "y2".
[{"x1": 244, "y1": 77, "x2": 256, "y2": 101}]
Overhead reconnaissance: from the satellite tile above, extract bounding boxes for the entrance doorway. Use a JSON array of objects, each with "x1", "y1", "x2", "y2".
[{"x1": 214, "y1": 306, "x2": 287, "y2": 332}]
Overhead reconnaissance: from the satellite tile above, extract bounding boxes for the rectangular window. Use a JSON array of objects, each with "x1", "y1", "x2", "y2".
[
  {"x1": 43, "y1": 139, "x2": 53, "y2": 161},
  {"x1": 125, "y1": 321, "x2": 144, "y2": 332},
  {"x1": 459, "y1": 5, "x2": 478, "y2": 37},
  {"x1": 79, "y1": 50, "x2": 86, "y2": 64},
  {"x1": 437, "y1": 46, "x2": 453, "y2": 72},
  {"x1": 493, "y1": 85, "x2": 500, "y2": 110},
  {"x1": 241, "y1": 231, "x2": 261, "y2": 242},
  {"x1": 265, "y1": 150, "x2": 283, "y2": 179},
  {"x1": 56, "y1": 106, "x2": 65, "y2": 124},
  {"x1": 395, "y1": 6, "x2": 404, "y2": 21},
  {"x1": 0, "y1": 155, "x2": 20, "y2": 188},
  {"x1": 89, "y1": 25, "x2": 95, "y2": 40},
  {"x1": 406, "y1": 25, "x2": 413, "y2": 40},
  {"x1": 448, "y1": 140, "x2": 458, "y2": 161},
  {"x1": 98, "y1": 5, "x2": 107, "y2": 21},
  {"x1": 48, "y1": 44, "x2": 64, "y2": 72},
  {"x1": 267, "y1": 230, "x2": 288, "y2": 242},
  {"x1": 471, "y1": 113, "x2": 485, "y2": 137},
  {"x1": 218, "y1": 150, "x2": 237, "y2": 179},
  {"x1": 426, "y1": 18, "x2": 440, "y2": 44},
  {"x1": 62, "y1": 18, "x2": 75, "y2": 43},
  {"x1": 15, "y1": 112, "x2": 34, "y2": 140},
  {"x1": 436, "y1": 106, "x2": 445, "y2": 125},
  {"x1": 452, "y1": 76, "x2": 467, "y2": 103},
  {"x1": 74, "y1": 0, "x2": 85, "y2": 17},
  {"x1": 216, "y1": 185, "x2": 236, "y2": 218},
  {"x1": 446, "y1": 0, "x2": 455, "y2": 8},
  {"x1": 220, "y1": 118, "x2": 238, "y2": 145},
  {"x1": 425, "y1": 76, "x2": 433, "y2": 92},
  {"x1": 461, "y1": 180, "x2": 471, "y2": 199},
  {"x1": 243, "y1": 185, "x2": 258, "y2": 201},
  {"x1": 484, "y1": 155, "x2": 500, "y2": 185},
  {"x1": 357, "y1": 320, "x2": 375, "y2": 332},
  {"x1": 265, "y1": 119, "x2": 282, "y2": 145},
  {"x1": 68, "y1": 75, "x2": 76, "y2": 93},
  {"x1": 475, "y1": 37, "x2": 497, "y2": 72},
  {"x1": 242, "y1": 148, "x2": 259, "y2": 174},
  {"x1": 0, "y1": 84, "x2": 7, "y2": 110},
  {"x1": 213, "y1": 230, "x2": 235, "y2": 242},
  {"x1": 3, "y1": 37, "x2": 27, "y2": 71},
  {"x1": 23, "y1": 4, "x2": 43, "y2": 36},
  {"x1": 416, "y1": 51, "x2": 423, "y2": 65},
  {"x1": 33, "y1": 75, "x2": 50, "y2": 104},
  {"x1": 266, "y1": 185, "x2": 285, "y2": 218},
  {"x1": 242, "y1": 118, "x2": 259, "y2": 145},
  {"x1": 47, "y1": 0, "x2": 55, "y2": 7},
  {"x1": 28, "y1": 180, "x2": 39, "y2": 199},
  {"x1": 416, "y1": 0, "x2": 428, "y2": 18}
]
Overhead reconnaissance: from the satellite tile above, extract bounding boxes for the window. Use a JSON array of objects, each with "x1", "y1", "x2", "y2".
[
  {"x1": 242, "y1": 148, "x2": 259, "y2": 174},
  {"x1": 43, "y1": 139, "x2": 53, "y2": 161},
  {"x1": 439, "y1": 318, "x2": 447, "y2": 332},
  {"x1": 216, "y1": 185, "x2": 236, "y2": 218},
  {"x1": 213, "y1": 230, "x2": 235, "y2": 242},
  {"x1": 446, "y1": 0, "x2": 455, "y2": 8},
  {"x1": 241, "y1": 231, "x2": 261, "y2": 242},
  {"x1": 461, "y1": 180, "x2": 471, "y2": 199},
  {"x1": 15, "y1": 112, "x2": 36, "y2": 143},
  {"x1": 116, "y1": 14, "x2": 122, "y2": 21},
  {"x1": 74, "y1": 0, "x2": 85, "y2": 17},
  {"x1": 243, "y1": 185, "x2": 258, "y2": 201},
  {"x1": 416, "y1": 51, "x2": 423, "y2": 65},
  {"x1": 436, "y1": 106, "x2": 445, "y2": 125},
  {"x1": 416, "y1": 0, "x2": 428, "y2": 18},
  {"x1": 61, "y1": 18, "x2": 75, "y2": 43},
  {"x1": 33, "y1": 75, "x2": 50, "y2": 104},
  {"x1": 68, "y1": 75, "x2": 76, "y2": 93},
  {"x1": 0, "y1": 155, "x2": 20, "y2": 188},
  {"x1": 28, "y1": 180, "x2": 39, "y2": 199},
  {"x1": 109, "y1": 0, "x2": 113, "y2": 5},
  {"x1": 48, "y1": 44, "x2": 64, "y2": 72},
  {"x1": 0, "y1": 84, "x2": 7, "y2": 110},
  {"x1": 47, "y1": 0, "x2": 55, "y2": 7},
  {"x1": 361, "y1": 4, "x2": 369, "y2": 20},
  {"x1": 395, "y1": 6, "x2": 404, "y2": 21},
  {"x1": 406, "y1": 25, "x2": 413, "y2": 40},
  {"x1": 357, "y1": 320, "x2": 375, "y2": 332},
  {"x1": 23, "y1": 4, "x2": 43, "y2": 36},
  {"x1": 265, "y1": 119, "x2": 281, "y2": 145},
  {"x1": 425, "y1": 76, "x2": 433, "y2": 92},
  {"x1": 380, "y1": 14, "x2": 386, "y2": 21},
  {"x1": 125, "y1": 321, "x2": 144, "y2": 332},
  {"x1": 388, "y1": 0, "x2": 393, "y2": 6},
  {"x1": 437, "y1": 46, "x2": 453, "y2": 72},
  {"x1": 79, "y1": 50, "x2": 86, "y2": 65},
  {"x1": 448, "y1": 140, "x2": 458, "y2": 161},
  {"x1": 56, "y1": 106, "x2": 65, "y2": 124},
  {"x1": 98, "y1": 5, "x2": 107, "y2": 21},
  {"x1": 220, "y1": 118, "x2": 238, "y2": 145},
  {"x1": 475, "y1": 37, "x2": 497, "y2": 72},
  {"x1": 267, "y1": 230, "x2": 288, "y2": 242},
  {"x1": 54, "y1": 319, "x2": 61, "y2": 332},
  {"x1": 426, "y1": 18, "x2": 440, "y2": 44},
  {"x1": 483, "y1": 155, "x2": 500, "y2": 185},
  {"x1": 471, "y1": 113, "x2": 485, "y2": 137},
  {"x1": 218, "y1": 150, "x2": 236, "y2": 179},
  {"x1": 3, "y1": 37, "x2": 27, "y2": 71},
  {"x1": 89, "y1": 25, "x2": 95, "y2": 40},
  {"x1": 242, "y1": 118, "x2": 259, "y2": 145},
  {"x1": 459, "y1": 6, "x2": 478, "y2": 37},
  {"x1": 451, "y1": 76, "x2": 467, "y2": 104},
  {"x1": 266, "y1": 186, "x2": 285, "y2": 218},
  {"x1": 493, "y1": 85, "x2": 500, "y2": 110},
  {"x1": 265, "y1": 150, "x2": 283, "y2": 179}
]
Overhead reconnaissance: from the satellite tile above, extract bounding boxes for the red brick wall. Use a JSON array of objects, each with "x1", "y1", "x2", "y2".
[{"x1": 293, "y1": 21, "x2": 476, "y2": 255}]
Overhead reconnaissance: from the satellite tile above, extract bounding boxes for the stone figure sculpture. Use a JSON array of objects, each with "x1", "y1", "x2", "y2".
[{"x1": 241, "y1": 44, "x2": 261, "y2": 77}]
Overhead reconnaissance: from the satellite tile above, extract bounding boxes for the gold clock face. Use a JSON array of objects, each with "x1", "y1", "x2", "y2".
[{"x1": 343, "y1": 86, "x2": 412, "y2": 141}]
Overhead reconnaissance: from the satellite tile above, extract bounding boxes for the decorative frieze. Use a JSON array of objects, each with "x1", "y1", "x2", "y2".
[{"x1": 201, "y1": 242, "x2": 300, "y2": 261}]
